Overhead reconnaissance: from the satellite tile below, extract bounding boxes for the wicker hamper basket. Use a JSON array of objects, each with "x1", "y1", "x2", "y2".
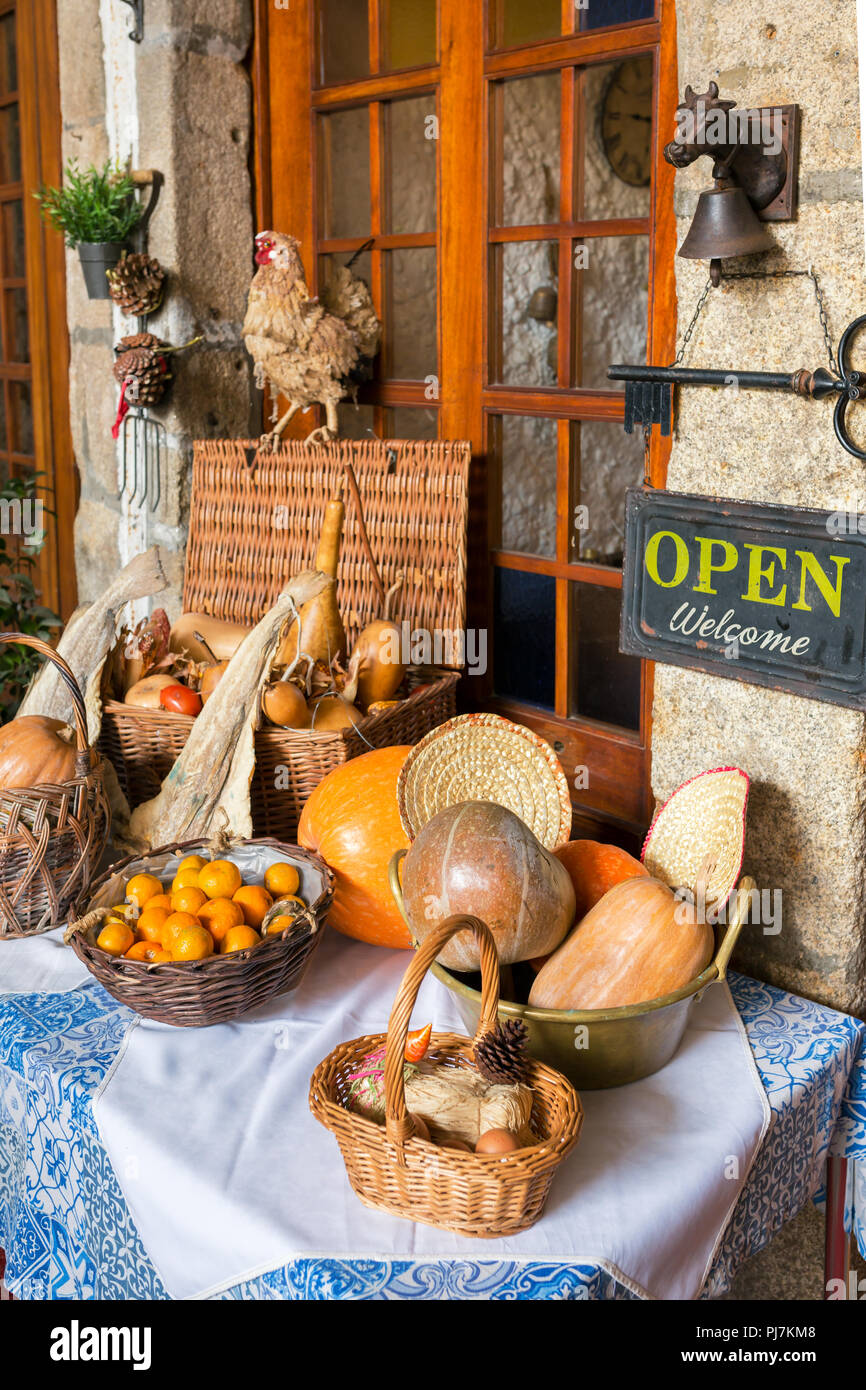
[
  {"x1": 100, "y1": 439, "x2": 470, "y2": 838},
  {"x1": 310, "y1": 914, "x2": 583, "y2": 1238},
  {"x1": 0, "y1": 634, "x2": 111, "y2": 939}
]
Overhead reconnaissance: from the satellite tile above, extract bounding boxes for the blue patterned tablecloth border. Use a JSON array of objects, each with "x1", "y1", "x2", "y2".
[{"x1": 0, "y1": 971, "x2": 864, "y2": 1301}]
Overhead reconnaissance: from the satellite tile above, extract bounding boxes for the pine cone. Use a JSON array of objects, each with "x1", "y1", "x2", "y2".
[
  {"x1": 106, "y1": 252, "x2": 166, "y2": 317},
  {"x1": 113, "y1": 334, "x2": 171, "y2": 406},
  {"x1": 474, "y1": 1019, "x2": 530, "y2": 1085}
]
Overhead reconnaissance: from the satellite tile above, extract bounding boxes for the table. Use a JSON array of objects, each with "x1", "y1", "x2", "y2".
[{"x1": 1, "y1": 968, "x2": 864, "y2": 1301}]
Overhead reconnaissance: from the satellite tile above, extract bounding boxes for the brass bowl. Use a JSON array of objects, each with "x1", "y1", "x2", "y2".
[{"x1": 389, "y1": 850, "x2": 753, "y2": 1090}]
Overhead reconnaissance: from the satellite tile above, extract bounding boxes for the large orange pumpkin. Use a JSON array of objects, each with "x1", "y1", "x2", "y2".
[
  {"x1": 555, "y1": 839, "x2": 648, "y2": 920},
  {"x1": 0, "y1": 716, "x2": 79, "y2": 792},
  {"x1": 528, "y1": 875, "x2": 714, "y2": 1011},
  {"x1": 297, "y1": 745, "x2": 412, "y2": 948}
]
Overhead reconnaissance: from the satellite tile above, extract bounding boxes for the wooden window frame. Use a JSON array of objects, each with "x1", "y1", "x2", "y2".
[{"x1": 251, "y1": 0, "x2": 677, "y2": 833}]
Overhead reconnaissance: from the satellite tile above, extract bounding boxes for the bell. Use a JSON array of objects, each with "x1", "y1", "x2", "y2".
[
  {"x1": 527, "y1": 285, "x2": 558, "y2": 322},
  {"x1": 679, "y1": 176, "x2": 775, "y2": 285}
]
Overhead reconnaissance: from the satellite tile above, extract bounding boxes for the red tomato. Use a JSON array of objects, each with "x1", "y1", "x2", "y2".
[{"x1": 159, "y1": 684, "x2": 202, "y2": 717}]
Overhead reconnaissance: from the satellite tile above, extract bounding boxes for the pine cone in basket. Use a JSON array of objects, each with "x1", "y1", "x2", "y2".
[
  {"x1": 106, "y1": 251, "x2": 166, "y2": 317},
  {"x1": 474, "y1": 1019, "x2": 530, "y2": 1085},
  {"x1": 113, "y1": 333, "x2": 172, "y2": 407}
]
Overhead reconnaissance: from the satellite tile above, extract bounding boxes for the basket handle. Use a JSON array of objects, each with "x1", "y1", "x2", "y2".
[
  {"x1": 711, "y1": 875, "x2": 755, "y2": 981},
  {"x1": 384, "y1": 913, "x2": 501, "y2": 1158},
  {"x1": 0, "y1": 632, "x2": 92, "y2": 776},
  {"x1": 387, "y1": 848, "x2": 414, "y2": 940}
]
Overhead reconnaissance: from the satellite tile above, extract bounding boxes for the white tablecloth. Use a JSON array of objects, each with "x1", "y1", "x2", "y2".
[{"x1": 92, "y1": 928, "x2": 770, "y2": 1300}]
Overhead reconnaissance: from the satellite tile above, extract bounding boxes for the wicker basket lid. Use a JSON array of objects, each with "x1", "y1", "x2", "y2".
[
  {"x1": 396, "y1": 713, "x2": 573, "y2": 849},
  {"x1": 641, "y1": 766, "x2": 749, "y2": 905}
]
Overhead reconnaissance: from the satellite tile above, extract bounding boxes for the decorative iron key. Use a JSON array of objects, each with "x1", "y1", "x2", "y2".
[{"x1": 609, "y1": 313, "x2": 866, "y2": 460}]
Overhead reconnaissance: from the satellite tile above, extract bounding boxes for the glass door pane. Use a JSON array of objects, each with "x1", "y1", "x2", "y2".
[
  {"x1": 318, "y1": 107, "x2": 371, "y2": 238},
  {"x1": 570, "y1": 582, "x2": 641, "y2": 729},
  {"x1": 494, "y1": 568, "x2": 556, "y2": 709},
  {"x1": 492, "y1": 0, "x2": 561, "y2": 49},
  {"x1": 318, "y1": 0, "x2": 370, "y2": 85},
  {"x1": 383, "y1": 0, "x2": 437, "y2": 70}
]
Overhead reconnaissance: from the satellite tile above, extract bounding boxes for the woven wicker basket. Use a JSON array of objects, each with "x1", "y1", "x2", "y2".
[
  {"x1": 99, "y1": 439, "x2": 470, "y2": 839},
  {"x1": 310, "y1": 914, "x2": 583, "y2": 1238},
  {"x1": 0, "y1": 634, "x2": 111, "y2": 939},
  {"x1": 65, "y1": 836, "x2": 334, "y2": 1026}
]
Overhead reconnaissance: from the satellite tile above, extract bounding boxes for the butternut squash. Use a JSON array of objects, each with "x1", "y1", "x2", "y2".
[{"x1": 528, "y1": 875, "x2": 714, "y2": 1011}]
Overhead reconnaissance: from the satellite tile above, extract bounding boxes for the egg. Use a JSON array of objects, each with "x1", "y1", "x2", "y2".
[
  {"x1": 440, "y1": 1137, "x2": 473, "y2": 1153},
  {"x1": 409, "y1": 1113, "x2": 430, "y2": 1142},
  {"x1": 475, "y1": 1128, "x2": 521, "y2": 1155}
]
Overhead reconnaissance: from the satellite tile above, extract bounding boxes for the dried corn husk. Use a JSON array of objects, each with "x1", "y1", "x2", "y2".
[
  {"x1": 125, "y1": 569, "x2": 328, "y2": 850},
  {"x1": 19, "y1": 546, "x2": 168, "y2": 743},
  {"x1": 404, "y1": 1065, "x2": 534, "y2": 1147}
]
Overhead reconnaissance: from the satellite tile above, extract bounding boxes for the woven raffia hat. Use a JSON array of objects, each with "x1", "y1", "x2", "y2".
[
  {"x1": 397, "y1": 712, "x2": 572, "y2": 850},
  {"x1": 641, "y1": 766, "x2": 749, "y2": 906}
]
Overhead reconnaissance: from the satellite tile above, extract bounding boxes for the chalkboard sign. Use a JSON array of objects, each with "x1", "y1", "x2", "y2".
[{"x1": 620, "y1": 488, "x2": 866, "y2": 709}]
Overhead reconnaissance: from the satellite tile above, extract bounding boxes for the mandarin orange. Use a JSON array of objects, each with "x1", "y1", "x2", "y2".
[
  {"x1": 170, "y1": 924, "x2": 215, "y2": 961},
  {"x1": 172, "y1": 867, "x2": 203, "y2": 893},
  {"x1": 97, "y1": 920, "x2": 135, "y2": 956},
  {"x1": 172, "y1": 885, "x2": 207, "y2": 915},
  {"x1": 162, "y1": 910, "x2": 202, "y2": 948},
  {"x1": 177, "y1": 854, "x2": 207, "y2": 873},
  {"x1": 126, "y1": 872, "x2": 162, "y2": 908},
  {"x1": 263, "y1": 861, "x2": 300, "y2": 898},
  {"x1": 137, "y1": 905, "x2": 171, "y2": 944},
  {"x1": 220, "y1": 925, "x2": 260, "y2": 954},
  {"x1": 124, "y1": 940, "x2": 170, "y2": 963},
  {"x1": 196, "y1": 896, "x2": 244, "y2": 944},
  {"x1": 198, "y1": 859, "x2": 242, "y2": 899},
  {"x1": 232, "y1": 884, "x2": 273, "y2": 929}
]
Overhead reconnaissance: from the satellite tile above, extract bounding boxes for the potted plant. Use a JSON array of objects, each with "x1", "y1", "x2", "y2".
[{"x1": 35, "y1": 161, "x2": 143, "y2": 299}]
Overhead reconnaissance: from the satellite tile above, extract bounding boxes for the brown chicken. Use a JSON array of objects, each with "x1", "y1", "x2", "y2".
[{"x1": 243, "y1": 231, "x2": 381, "y2": 446}]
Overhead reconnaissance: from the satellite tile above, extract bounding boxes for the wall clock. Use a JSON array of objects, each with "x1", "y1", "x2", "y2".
[{"x1": 601, "y1": 56, "x2": 653, "y2": 187}]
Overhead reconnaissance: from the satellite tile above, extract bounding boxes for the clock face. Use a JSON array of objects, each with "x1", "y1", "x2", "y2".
[{"x1": 601, "y1": 56, "x2": 653, "y2": 187}]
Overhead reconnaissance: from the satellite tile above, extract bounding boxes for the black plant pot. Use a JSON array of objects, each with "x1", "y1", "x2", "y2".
[{"x1": 77, "y1": 242, "x2": 125, "y2": 300}]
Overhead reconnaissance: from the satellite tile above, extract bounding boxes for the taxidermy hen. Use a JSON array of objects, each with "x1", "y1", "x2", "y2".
[{"x1": 243, "y1": 231, "x2": 381, "y2": 446}]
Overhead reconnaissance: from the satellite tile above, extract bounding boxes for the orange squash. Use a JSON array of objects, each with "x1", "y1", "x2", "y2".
[
  {"x1": 528, "y1": 875, "x2": 714, "y2": 1011},
  {"x1": 297, "y1": 745, "x2": 412, "y2": 948},
  {"x1": 0, "y1": 715, "x2": 80, "y2": 792},
  {"x1": 555, "y1": 839, "x2": 648, "y2": 920}
]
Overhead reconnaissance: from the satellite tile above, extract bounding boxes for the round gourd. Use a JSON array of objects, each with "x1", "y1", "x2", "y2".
[
  {"x1": 124, "y1": 673, "x2": 177, "y2": 709},
  {"x1": 262, "y1": 679, "x2": 310, "y2": 728},
  {"x1": 401, "y1": 801, "x2": 575, "y2": 972},
  {"x1": 298, "y1": 745, "x2": 412, "y2": 948},
  {"x1": 555, "y1": 839, "x2": 648, "y2": 920},
  {"x1": 528, "y1": 875, "x2": 714, "y2": 1011},
  {"x1": 0, "y1": 715, "x2": 79, "y2": 791}
]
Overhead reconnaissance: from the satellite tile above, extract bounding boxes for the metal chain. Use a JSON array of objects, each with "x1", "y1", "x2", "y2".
[
  {"x1": 671, "y1": 277, "x2": 712, "y2": 367},
  {"x1": 671, "y1": 269, "x2": 837, "y2": 373}
]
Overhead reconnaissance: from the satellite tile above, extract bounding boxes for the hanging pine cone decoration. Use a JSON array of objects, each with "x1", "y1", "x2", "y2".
[
  {"x1": 474, "y1": 1019, "x2": 530, "y2": 1085},
  {"x1": 113, "y1": 332, "x2": 172, "y2": 407},
  {"x1": 106, "y1": 251, "x2": 166, "y2": 317}
]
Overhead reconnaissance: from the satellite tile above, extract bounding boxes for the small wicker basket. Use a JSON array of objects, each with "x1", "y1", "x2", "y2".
[
  {"x1": 65, "y1": 836, "x2": 334, "y2": 1027},
  {"x1": 309, "y1": 914, "x2": 583, "y2": 1238},
  {"x1": 99, "y1": 439, "x2": 469, "y2": 839},
  {"x1": 0, "y1": 634, "x2": 111, "y2": 940}
]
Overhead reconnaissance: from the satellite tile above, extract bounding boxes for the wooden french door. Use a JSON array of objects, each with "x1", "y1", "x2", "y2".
[
  {"x1": 253, "y1": 0, "x2": 677, "y2": 833},
  {"x1": 1, "y1": 0, "x2": 75, "y2": 619}
]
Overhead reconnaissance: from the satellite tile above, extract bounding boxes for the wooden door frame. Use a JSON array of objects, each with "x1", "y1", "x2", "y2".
[
  {"x1": 251, "y1": 0, "x2": 678, "y2": 835},
  {"x1": 17, "y1": 0, "x2": 76, "y2": 620}
]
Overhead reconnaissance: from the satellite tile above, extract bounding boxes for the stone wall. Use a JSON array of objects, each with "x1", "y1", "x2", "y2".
[
  {"x1": 653, "y1": 1, "x2": 866, "y2": 1015},
  {"x1": 59, "y1": 0, "x2": 255, "y2": 616}
]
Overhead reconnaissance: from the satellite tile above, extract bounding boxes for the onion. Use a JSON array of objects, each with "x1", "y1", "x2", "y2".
[
  {"x1": 200, "y1": 662, "x2": 228, "y2": 704},
  {"x1": 124, "y1": 674, "x2": 176, "y2": 709}
]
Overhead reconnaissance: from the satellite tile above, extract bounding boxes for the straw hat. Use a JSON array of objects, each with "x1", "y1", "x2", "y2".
[
  {"x1": 397, "y1": 713, "x2": 572, "y2": 850},
  {"x1": 641, "y1": 766, "x2": 749, "y2": 906}
]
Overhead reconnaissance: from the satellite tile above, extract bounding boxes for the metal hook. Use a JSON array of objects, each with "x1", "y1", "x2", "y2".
[
  {"x1": 832, "y1": 314, "x2": 866, "y2": 461},
  {"x1": 118, "y1": 0, "x2": 144, "y2": 43}
]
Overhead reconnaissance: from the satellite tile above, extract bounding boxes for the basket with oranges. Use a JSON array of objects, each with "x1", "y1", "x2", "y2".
[{"x1": 64, "y1": 837, "x2": 334, "y2": 1027}]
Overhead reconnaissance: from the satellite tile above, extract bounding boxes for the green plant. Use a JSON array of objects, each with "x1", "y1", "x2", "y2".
[
  {"x1": 35, "y1": 160, "x2": 142, "y2": 247},
  {"x1": 0, "y1": 473, "x2": 61, "y2": 715}
]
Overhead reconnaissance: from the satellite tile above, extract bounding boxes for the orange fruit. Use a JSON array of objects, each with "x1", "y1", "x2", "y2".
[
  {"x1": 147, "y1": 893, "x2": 174, "y2": 913},
  {"x1": 137, "y1": 905, "x2": 171, "y2": 944},
  {"x1": 172, "y1": 867, "x2": 203, "y2": 893},
  {"x1": 97, "y1": 919, "x2": 135, "y2": 956},
  {"x1": 124, "y1": 940, "x2": 170, "y2": 963},
  {"x1": 264, "y1": 861, "x2": 300, "y2": 898},
  {"x1": 170, "y1": 924, "x2": 215, "y2": 962},
  {"x1": 221, "y1": 924, "x2": 261, "y2": 955},
  {"x1": 172, "y1": 885, "x2": 207, "y2": 915},
  {"x1": 232, "y1": 884, "x2": 273, "y2": 929},
  {"x1": 162, "y1": 911, "x2": 202, "y2": 948},
  {"x1": 263, "y1": 915, "x2": 296, "y2": 937},
  {"x1": 197, "y1": 896, "x2": 244, "y2": 945},
  {"x1": 126, "y1": 872, "x2": 163, "y2": 908},
  {"x1": 177, "y1": 854, "x2": 207, "y2": 873},
  {"x1": 198, "y1": 859, "x2": 242, "y2": 900}
]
